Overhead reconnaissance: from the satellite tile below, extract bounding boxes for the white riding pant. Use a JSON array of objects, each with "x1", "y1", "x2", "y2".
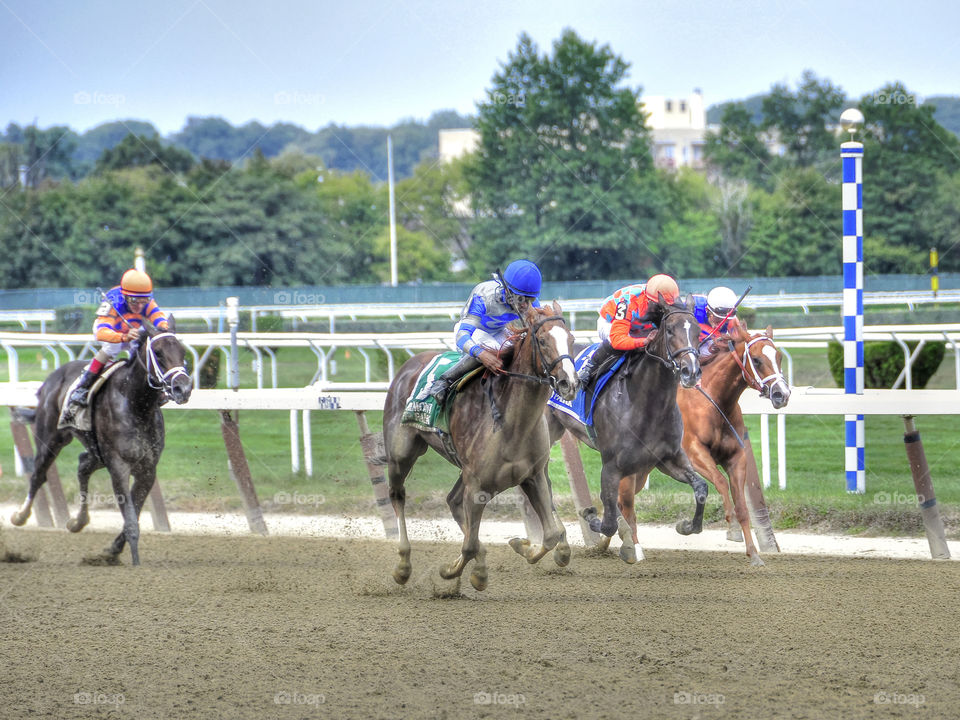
[{"x1": 453, "y1": 322, "x2": 511, "y2": 353}]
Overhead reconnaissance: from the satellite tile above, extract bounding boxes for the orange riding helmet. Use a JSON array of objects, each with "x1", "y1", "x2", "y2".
[
  {"x1": 120, "y1": 269, "x2": 153, "y2": 298},
  {"x1": 644, "y1": 274, "x2": 679, "y2": 305}
]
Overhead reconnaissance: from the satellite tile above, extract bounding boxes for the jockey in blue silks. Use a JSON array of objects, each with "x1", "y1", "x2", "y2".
[
  {"x1": 415, "y1": 259, "x2": 543, "y2": 403},
  {"x1": 693, "y1": 286, "x2": 741, "y2": 358}
]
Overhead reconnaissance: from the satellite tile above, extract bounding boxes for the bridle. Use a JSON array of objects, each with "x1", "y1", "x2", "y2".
[
  {"x1": 500, "y1": 314, "x2": 575, "y2": 392},
  {"x1": 731, "y1": 335, "x2": 786, "y2": 398},
  {"x1": 644, "y1": 306, "x2": 699, "y2": 374},
  {"x1": 137, "y1": 332, "x2": 190, "y2": 398}
]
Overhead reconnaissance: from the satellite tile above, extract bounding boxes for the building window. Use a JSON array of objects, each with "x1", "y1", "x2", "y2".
[
  {"x1": 665, "y1": 100, "x2": 673, "y2": 112},
  {"x1": 680, "y1": 101, "x2": 687, "y2": 113}
]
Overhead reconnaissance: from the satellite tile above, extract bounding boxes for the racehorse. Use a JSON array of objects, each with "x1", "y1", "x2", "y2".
[
  {"x1": 9, "y1": 320, "x2": 193, "y2": 565},
  {"x1": 546, "y1": 295, "x2": 706, "y2": 564},
  {"x1": 382, "y1": 303, "x2": 578, "y2": 591},
  {"x1": 618, "y1": 323, "x2": 791, "y2": 566}
]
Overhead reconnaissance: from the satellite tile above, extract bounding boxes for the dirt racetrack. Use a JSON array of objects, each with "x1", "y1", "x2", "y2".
[{"x1": 1, "y1": 529, "x2": 958, "y2": 719}]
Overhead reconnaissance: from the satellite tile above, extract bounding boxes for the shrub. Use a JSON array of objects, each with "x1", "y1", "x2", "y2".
[{"x1": 827, "y1": 340, "x2": 945, "y2": 388}]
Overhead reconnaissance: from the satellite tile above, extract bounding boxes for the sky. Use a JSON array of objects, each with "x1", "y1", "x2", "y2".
[{"x1": 2, "y1": 0, "x2": 958, "y2": 135}]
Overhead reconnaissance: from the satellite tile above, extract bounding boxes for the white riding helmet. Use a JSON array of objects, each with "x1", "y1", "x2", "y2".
[{"x1": 706, "y1": 286, "x2": 738, "y2": 316}]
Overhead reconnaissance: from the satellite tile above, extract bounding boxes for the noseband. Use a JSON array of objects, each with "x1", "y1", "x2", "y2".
[
  {"x1": 645, "y1": 308, "x2": 699, "y2": 374},
  {"x1": 504, "y1": 314, "x2": 575, "y2": 391},
  {"x1": 732, "y1": 335, "x2": 787, "y2": 398},
  {"x1": 138, "y1": 332, "x2": 190, "y2": 398}
]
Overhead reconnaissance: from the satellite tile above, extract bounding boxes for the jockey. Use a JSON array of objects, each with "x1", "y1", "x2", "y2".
[
  {"x1": 576, "y1": 273, "x2": 680, "y2": 385},
  {"x1": 415, "y1": 259, "x2": 543, "y2": 404},
  {"x1": 66, "y1": 269, "x2": 169, "y2": 409},
  {"x1": 693, "y1": 286, "x2": 740, "y2": 358}
]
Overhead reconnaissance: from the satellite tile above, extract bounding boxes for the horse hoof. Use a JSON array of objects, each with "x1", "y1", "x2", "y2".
[
  {"x1": 749, "y1": 554, "x2": 766, "y2": 568},
  {"x1": 392, "y1": 565, "x2": 412, "y2": 585},
  {"x1": 9, "y1": 511, "x2": 29, "y2": 527},
  {"x1": 676, "y1": 520, "x2": 693, "y2": 536},
  {"x1": 727, "y1": 527, "x2": 744, "y2": 542},
  {"x1": 553, "y1": 543, "x2": 571, "y2": 567},
  {"x1": 469, "y1": 571, "x2": 488, "y2": 592},
  {"x1": 619, "y1": 543, "x2": 637, "y2": 564},
  {"x1": 596, "y1": 535, "x2": 612, "y2": 552},
  {"x1": 66, "y1": 518, "x2": 87, "y2": 533},
  {"x1": 508, "y1": 537, "x2": 530, "y2": 557}
]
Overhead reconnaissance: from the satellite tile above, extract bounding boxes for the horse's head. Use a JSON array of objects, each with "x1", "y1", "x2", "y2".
[
  {"x1": 734, "y1": 323, "x2": 791, "y2": 409},
  {"x1": 648, "y1": 294, "x2": 701, "y2": 388},
  {"x1": 521, "y1": 302, "x2": 578, "y2": 401},
  {"x1": 139, "y1": 317, "x2": 193, "y2": 404}
]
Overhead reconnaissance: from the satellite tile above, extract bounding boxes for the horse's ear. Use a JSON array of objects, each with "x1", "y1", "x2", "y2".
[
  {"x1": 765, "y1": 324, "x2": 774, "y2": 339},
  {"x1": 552, "y1": 300, "x2": 562, "y2": 315},
  {"x1": 167, "y1": 314, "x2": 176, "y2": 333},
  {"x1": 685, "y1": 294, "x2": 695, "y2": 311}
]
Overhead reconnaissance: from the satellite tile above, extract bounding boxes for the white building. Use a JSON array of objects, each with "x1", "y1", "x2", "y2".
[{"x1": 640, "y1": 90, "x2": 708, "y2": 169}]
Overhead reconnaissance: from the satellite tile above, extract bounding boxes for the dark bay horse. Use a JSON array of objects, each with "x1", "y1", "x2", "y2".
[
  {"x1": 546, "y1": 296, "x2": 706, "y2": 564},
  {"x1": 10, "y1": 320, "x2": 193, "y2": 565},
  {"x1": 622, "y1": 323, "x2": 790, "y2": 566},
  {"x1": 383, "y1": 303, "x2": 578, "y2": 591}
]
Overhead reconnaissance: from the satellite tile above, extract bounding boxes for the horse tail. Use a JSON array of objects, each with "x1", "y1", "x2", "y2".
[{"x1": 11, "y1": 407, "x2": 36, "y2": 425}]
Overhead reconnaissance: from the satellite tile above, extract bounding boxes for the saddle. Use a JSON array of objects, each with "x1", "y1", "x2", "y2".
[
  {"x1": 57, "y1": 363, "x2": 125, "y2": 431},
  {"x1": 400, "y1": 353, "x2": 484, "y2": 433}
]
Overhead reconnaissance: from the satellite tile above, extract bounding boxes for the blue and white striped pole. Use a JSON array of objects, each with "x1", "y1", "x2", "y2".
[{"x1": 840, "y1": 108, "x2": 865, "y2": 493}]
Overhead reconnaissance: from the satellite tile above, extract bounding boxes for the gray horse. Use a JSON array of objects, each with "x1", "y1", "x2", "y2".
[
  {"x1": 10, "y1": 320, "x2": 193, "y2": 565},
  {"x1": 382, "y1": 303, "x2": 578, "y2": 591},
  {"x1": 547, "y1": 296, "x2": 708, "y2": 563}
]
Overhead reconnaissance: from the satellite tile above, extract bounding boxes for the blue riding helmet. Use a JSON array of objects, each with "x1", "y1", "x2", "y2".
[{"x1": 502, "y1": 260, "x2": 542, "y2": 298}]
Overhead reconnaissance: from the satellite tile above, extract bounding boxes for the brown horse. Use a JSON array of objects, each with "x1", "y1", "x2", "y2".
[
  {"x1": 618, "y1": 323, "x2": 790, "y2": 566},
  {"x1": 382, "y1": 303, "x2": 578, "y2": 591}
]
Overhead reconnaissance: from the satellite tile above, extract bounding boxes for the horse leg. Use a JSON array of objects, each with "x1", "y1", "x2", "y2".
[
  {"x1": 446, "y1": 475, "x2": 489, "y2": 589},
  {"x1": 101, "y1": 461, "x2": 138, "y2": 564},
  {"x1": 10, "y1": 430, "x2": 71, "y2": 526},
  {"x1": 685, "y1": 442, "x2": 741, "y2": 541},
  {"x1": 656, "y1": 453, "x2": 708, "y2": 536},
  {"x1": 587, "y1": 462, "x2": 623, "y2": 538},
  {"x1": 510, "y1": 473, "x2": 568, "y2": 567},
  {"x1": 724, "y1": 455, "x2": 765, "y2": 567},
  {"x1": 440, "y1": 484, "x2": 485, "y2": 590},
  {"x1": 387, "y1": 429, "x2": 427, "y2": 585},
  {"x1": 67, "y1": 451, "x2": 103, "y2": 533},
  {"x1": 742, "y1": 436, "x2": 780, "y2": 553},
  {"x1": 614, "y1": 474, "x2": 644, "y2": 564}
]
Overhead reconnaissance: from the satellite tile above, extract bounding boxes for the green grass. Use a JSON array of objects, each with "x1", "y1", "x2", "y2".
[{"x1": 1, "y1": 343, "x2": 958, "y2": 538}]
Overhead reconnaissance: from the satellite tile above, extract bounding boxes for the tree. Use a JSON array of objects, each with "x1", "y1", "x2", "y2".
[
  {"x1": 703, "y1": 102, "x2": 774, "y2": 187},
  {"x1": 95, "y1": 133, "x2": 195, "y2": 174},
  {"x1": 761, "y1": 70, "x2": 846, "y2": 168},
  {"x1": 465, "y1": 30, "x2": 666, "y2": 280}
]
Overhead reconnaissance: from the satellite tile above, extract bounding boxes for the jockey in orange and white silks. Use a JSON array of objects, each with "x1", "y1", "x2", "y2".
[
  {"x1": 415, "y1": 259, "x2": 543, "y2": 403},
  {"x1": 67, "y1": 269, "x2": 169, "y2": 408},
  {"x1": 576, "y1": 274, "x2": 680, "y2": 385}
]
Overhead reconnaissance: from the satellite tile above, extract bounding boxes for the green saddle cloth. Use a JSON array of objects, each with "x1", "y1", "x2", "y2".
[{"x1": 401, "y1": 352, "x2": 478, "y2": 432}]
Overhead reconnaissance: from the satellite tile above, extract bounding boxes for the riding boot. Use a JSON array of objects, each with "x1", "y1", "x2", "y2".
[
  {"x1": 415, "y1": 354, "x2": 483, "y2": 403},
  {"x1": 68, "y1": 367, "x2": 101, "y2": 407},
  {"x1": 577, "y1": 342, "x2": 621, "y2": 385}
]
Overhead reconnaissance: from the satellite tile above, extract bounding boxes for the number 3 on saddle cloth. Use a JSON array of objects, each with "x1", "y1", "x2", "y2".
[{"x1": 547, "y1": 343, "x2": 626, "y2": 442}]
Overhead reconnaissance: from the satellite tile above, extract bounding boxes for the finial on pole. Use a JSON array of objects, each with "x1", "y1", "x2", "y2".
[
  {"x1": 839, "y1": 108, "x2": 864, "y2": 141},
  {"x1": 134, "y1": 246, "x2": 145, "y2": 272}
]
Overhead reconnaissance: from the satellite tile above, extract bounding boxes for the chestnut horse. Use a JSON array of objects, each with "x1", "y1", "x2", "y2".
[
  {"x1": 9, "y1": 320, "x2": 193, "y2": 565},
  {"x1": 382, "y1": 303, "x2": 578, "y2": 591},
  {"x1": 619, "y1": 323, "x2": 790, "y2": 566},
  {"x1": 546, "y1": 296, "x2": 706, "y2": 564}
]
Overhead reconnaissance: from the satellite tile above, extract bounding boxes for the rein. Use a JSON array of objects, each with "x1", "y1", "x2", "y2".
[
  {"x1": 498, "y1": 314, "x2": 574, "y2": 391},
  {"x1": 694, "y1": 385, "x2": 745, "y2": 449}
]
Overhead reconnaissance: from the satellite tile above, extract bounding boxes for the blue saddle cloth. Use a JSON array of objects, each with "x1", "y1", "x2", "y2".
[{"x1": 547, "y1": 344, "x2": 625, "y2": 428}]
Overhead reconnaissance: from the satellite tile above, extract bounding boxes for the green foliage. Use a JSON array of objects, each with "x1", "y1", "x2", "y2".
[
  {"x1": 465, "y1": 29, "x2": 666, "y2": 280},
  {"x1": 703, "y1": 102, "x2": 774, "y2": 187},
  {"x1": 761, "y1": 70, "x2": 846, "y2": 168},
  {"x1": 95, "y1": 133, "x2": 195, "y2": 173},
  {"x1": 827, "y1": 340, "x2": 945, "y2": 388}
]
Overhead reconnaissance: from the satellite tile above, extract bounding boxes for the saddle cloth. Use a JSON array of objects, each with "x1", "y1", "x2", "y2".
[
  {"x1": 400, "y1": 352, "x2": 483, "y2": 433},
  {"x1": 547, "y1": 344, "x2": 625, "y2": 428},
  {"x1": 57, "y1": 362, "x2": 125, "y2": 431}
]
